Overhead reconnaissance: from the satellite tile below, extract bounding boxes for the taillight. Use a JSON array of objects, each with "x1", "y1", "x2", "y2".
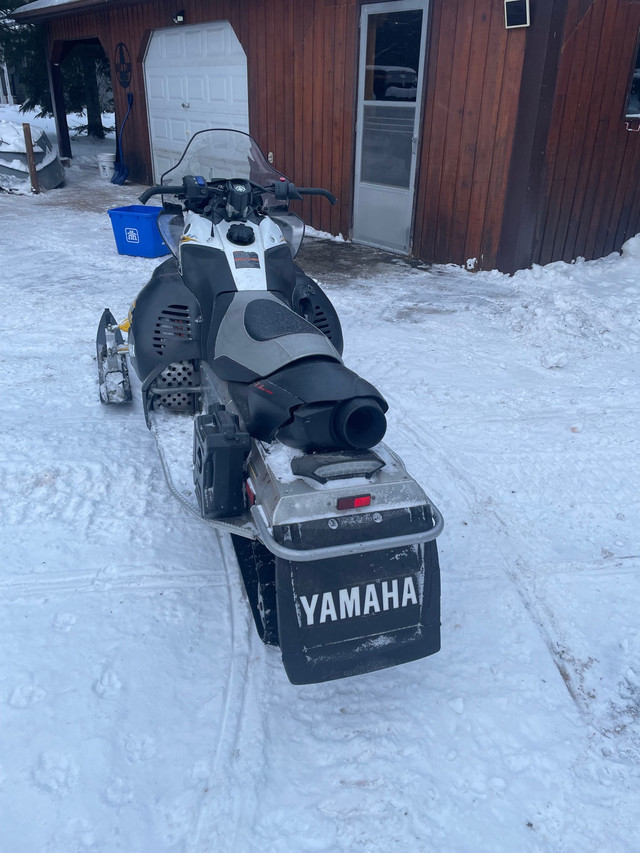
[{"x1": 336, "y1": 495, "x2": 371, "y2": 511}]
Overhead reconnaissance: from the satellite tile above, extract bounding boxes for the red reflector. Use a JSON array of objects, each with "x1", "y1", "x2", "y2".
[
  {"x1": 336, "y1": 495, "x2": 371, "y2": 510},
  {"x1": 245, "y1": 480, "x2": 255, "y2": 506}
]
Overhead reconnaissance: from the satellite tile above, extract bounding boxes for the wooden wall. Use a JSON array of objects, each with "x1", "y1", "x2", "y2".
[
  {"x1": 413, "y1": 0, "x2": 526, "y2": 270},
  {"x1": 42, "y1": 0, "x2": 640, "y2": 270},
  {"x1": 46, "y1": 0, "x2": 525, "y2": 267},
  {"x1": 534, "y1": 0, "x2": 640, "y2": 265},
  {"x1": 48, "y1": 0, "x2": 358, "y2": 238}
]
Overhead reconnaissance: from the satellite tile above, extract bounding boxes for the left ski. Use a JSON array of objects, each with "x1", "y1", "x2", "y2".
[{"x1": 96, "y1": 309, "x2": 132, "y2": 404}]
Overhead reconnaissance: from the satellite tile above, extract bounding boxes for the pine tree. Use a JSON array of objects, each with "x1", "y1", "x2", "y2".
[{"x1": 0, "y1": 1, "x2": 112, "y2": 137}]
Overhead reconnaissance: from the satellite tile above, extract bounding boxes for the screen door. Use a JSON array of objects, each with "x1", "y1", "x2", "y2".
[{"x1": 353, "y1": 1, "x2": 429, "y2": 253}]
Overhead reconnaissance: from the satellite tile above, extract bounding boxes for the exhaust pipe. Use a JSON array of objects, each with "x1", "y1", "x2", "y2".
[
  {"x1": 238, "y1": 360, "x2": 389, "y2": 452},
  {"x1": 331, "y1": 398, "x2": 387, "y2": 450}
]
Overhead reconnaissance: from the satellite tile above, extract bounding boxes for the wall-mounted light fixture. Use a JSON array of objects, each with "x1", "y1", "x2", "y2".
[
  {"x1": 504, "y1": 0, "x2": 530, "y2": 29},
  {"x1": 172, "y1": 10, "x2": 185, "y2": 24}
]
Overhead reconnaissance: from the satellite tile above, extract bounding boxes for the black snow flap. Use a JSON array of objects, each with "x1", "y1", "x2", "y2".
[{"x1": 275, "y1": 540, "x2": 441, "y2": 685}]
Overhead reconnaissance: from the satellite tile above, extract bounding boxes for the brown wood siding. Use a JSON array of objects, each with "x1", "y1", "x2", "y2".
[
  {"x1": 48, "y1": 0, "x2": 358, "y2": 236},
  {"x1": 413, "y1": 0, "x2": 526, "y2": 269},
  {"x1": 495, "y1": 0, "x2": 569, "y2": 274},
  {"x1": 43, "y1": 0, "x2": 640, "y2": 270},
  {"x1": 45, "y1": 0, "x2": 528, "y2": 269},
  {"x1": 535, "y1": 0, "x2": 640, "y2": 265}
]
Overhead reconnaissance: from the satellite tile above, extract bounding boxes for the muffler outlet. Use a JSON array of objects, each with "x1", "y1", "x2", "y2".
[
  {"x1": 242, "y1": 359, "x2": 389, "y2": 451},
  {"x1": 332, "y1": 398, "x2": 387, "y2": 450}
]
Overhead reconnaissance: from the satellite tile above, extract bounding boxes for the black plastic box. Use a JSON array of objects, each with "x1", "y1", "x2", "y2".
[{"x1": 193, "y1": 406, "x2": 251, "y2": 519}]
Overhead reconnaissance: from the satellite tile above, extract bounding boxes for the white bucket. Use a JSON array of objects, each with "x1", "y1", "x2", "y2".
[{"x1": 97, "y1": 152, "x2": 116, "y2": 180}]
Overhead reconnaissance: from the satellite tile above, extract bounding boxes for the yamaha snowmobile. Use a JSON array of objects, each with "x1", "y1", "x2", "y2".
[{"x1": 97, "y1": 128, "x2": 443, "y2": 685}]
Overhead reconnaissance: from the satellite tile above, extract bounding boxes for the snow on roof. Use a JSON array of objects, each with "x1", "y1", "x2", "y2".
[
  {"x1": 18, "y1": 0, "x2": 81, "y2": 7},
  {"x1": 12, "y1": 0, "x2": 149, "y2": 21},
  {"x1": 13, "y1": 0, "x2": 94, "y2": 13}
]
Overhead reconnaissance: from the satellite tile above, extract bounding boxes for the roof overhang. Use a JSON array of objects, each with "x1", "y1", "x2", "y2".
[{"x1": 12, "y1": 0, "x2": 153, "y2": 22}]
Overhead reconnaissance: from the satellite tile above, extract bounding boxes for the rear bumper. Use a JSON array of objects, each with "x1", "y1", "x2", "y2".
[{"x1": 250, "y1": 501, "x2": 444, "y2": 562}]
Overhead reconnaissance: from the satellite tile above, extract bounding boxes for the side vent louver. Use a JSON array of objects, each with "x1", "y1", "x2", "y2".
[
  {"x1": 311, "y1": 305, "x2": 332, "y2": 338},
  {"x1": 298, "y1": 296, "x2": 333, "y2": 341},
  {"x1": 152, "y1": 304, "x2": 193, "y2": 355}
]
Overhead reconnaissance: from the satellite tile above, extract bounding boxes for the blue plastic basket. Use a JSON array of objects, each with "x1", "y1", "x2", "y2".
[{"x1": 108, "y1": 205, "x2": 170, "y2": 258}]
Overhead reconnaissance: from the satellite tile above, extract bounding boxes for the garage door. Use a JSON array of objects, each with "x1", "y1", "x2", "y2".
[{"x1": 143, "y1": 21, "x2": 249, "y2": 180}]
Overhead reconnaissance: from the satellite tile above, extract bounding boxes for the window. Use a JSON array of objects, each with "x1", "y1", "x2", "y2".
[
  {"x1": 504, "y1": 0, "x2": 530, "y2": 29},
  {"x1": 625, "y1": 37, "x2": 640, "y2": 118},
  {"x1": 363, "y1": 10, "x2": 422, "y2": 103}
]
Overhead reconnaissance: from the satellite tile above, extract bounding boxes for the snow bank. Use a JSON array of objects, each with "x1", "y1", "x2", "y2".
[{"x1": 501, "y1": 241, "x2": 640, "y2": 356}]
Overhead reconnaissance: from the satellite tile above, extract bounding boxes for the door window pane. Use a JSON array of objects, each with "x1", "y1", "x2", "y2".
[
  {"x1": 364, "y1": 11, "x2": 422, "y2": 102},
  {"x1": 626, "y1": 35, "x2": 640, "y2": 118},
  {"x1": 361, "y1": 104, "x2": 414, "y2": 187}
]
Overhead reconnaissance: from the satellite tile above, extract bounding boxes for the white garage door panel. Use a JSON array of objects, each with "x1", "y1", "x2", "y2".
[
  {"x1": 146, "y1": 76, "x2": 165, "y2": 99},
  {"x1": 230, "y1": 74, "x2": 248, "y2": 103},
  {"x1": 187, "y1": 77, "x2": 205, "y2": 101},
  {"x1": 170, "y1": 118, "x2": 188, "y2": 138},
  {"x1": 151, "y1": 117, "x2": 169, "y2": 141},
  {"x1": 166, "y1": 77, "x2": 185, "y2": 100},
  {"x1": 205, "y1": 29, "x2": 226, "y2": 54},
  {"x1": 187, "y1": 122, "x2": 210, "y2": 139},
  {"x1": 144, "y1": 21, "x2": 249, "y2": 181},
  {"x1": 161, "y1": 32, "x2": 185, "y2": 60}
]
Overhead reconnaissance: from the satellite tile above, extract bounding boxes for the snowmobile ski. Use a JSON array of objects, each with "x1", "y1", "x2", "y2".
[{"x1": 97, "y1": 308, "x2": 132, "y2": 404}]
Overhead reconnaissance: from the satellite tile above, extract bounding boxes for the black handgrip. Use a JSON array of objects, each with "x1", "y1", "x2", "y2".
[
  {"x1": 138, "y1": 184, "x2": 183, "y2": 204},
  {"x1": 297, "y1": 187, "x2": 337, "y2": 205}
]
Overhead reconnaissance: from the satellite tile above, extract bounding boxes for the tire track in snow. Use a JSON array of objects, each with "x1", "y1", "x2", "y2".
[
  {"x1": 445, "y1": 558, "x2": 640, "y2": 582},
  {"x1": 188, "y1": 528, "x2": 241, "y2": 849},
  {"x1": 1, "y1": 568, "x2": 226, "y2": 600},
  {"x1": 397, "y1": 412, "x2": 640, "y2": 756},
  {"x1": 151, "y1": 413, "x2": 267, "y2": 851},
  {"x1": 188, "y1": 529, "x2": 265, "y2": 853},
  {"x1": 343, "y1": 294, "x2": 639, "y2": 758},
  {"x1": 393, "y1": 414, "x2": 557, "y2": 619},
  {"x1": 2, "y1": 185, "x2": 268, "y2": 851}
]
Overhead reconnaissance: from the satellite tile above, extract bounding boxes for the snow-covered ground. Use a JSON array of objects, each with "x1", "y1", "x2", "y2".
[{"x1": 1, "y1": 104, "x2": 639, "y2": 853}]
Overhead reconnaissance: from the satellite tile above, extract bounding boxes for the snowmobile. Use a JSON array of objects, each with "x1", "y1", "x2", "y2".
[{"x1": 97, "y1": 128, "x2": 443, "y2": 685}]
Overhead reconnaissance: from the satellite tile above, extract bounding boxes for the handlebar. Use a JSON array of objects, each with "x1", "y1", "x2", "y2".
[
  {"x1": 138, "y1": 185, "x2": 183, "y2": 204},
  {"x1": 138, "y1": 180, "x2": 336, "y2": 207},
  {"x1": 295, "y1": 187, "x2": 337, "y2": 205}
]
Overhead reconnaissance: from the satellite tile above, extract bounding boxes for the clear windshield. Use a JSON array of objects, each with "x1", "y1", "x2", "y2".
[
  {"x1": 161, "y1": 128, "x2": 286, "y2": 201},
  {"x1": 158, "y1": 128, "x2": 305, "y2": 257},
  {"x1": 157, "y1": 210, "x2": 185, "y2": 259}
]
